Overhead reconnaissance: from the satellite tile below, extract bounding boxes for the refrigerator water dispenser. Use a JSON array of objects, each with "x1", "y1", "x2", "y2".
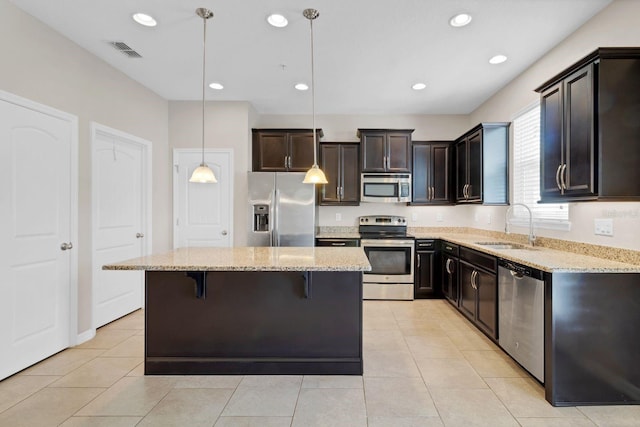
[{"x1": 253, "y1": 204, "x2": 270, "y2": 232}]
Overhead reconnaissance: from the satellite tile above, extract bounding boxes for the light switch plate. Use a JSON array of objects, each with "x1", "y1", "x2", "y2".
[
  {"x1": 436, "y1": 213, "x2": 443, "y2": 222},
  {"x1": 594, "y1": 218, "x2": 613, "y2": 236},
  {"x1": 335, "y1": 213, "x2": 342, "y2": 222}
]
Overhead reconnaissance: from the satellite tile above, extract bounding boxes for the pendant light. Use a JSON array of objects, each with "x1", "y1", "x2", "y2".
[
  {"x1": 302, "y1": 8, "x2": 328, "y2": 184},
  {"x1": 189, "y1": 8, "x2": 217, "y2": 183}
]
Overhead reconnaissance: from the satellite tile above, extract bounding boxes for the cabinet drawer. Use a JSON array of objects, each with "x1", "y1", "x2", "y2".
[
  {"x1": 416, "y1": 240, "x2": 435, "y2": 250},
  {"x1": 460, "y1": 247, "x2": 496, "y2": 273},
  {"x1": 315, "y1": 238, "x2": 360, "y2": 247},
  {"x1": 441, "y1": 241, "x2": 459, "y2": 256}
]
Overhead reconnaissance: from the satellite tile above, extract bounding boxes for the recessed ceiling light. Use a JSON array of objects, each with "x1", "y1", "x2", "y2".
[
  {"x1": 209, "y1": 82, "x2": 224, "y2": 90},
  {"x1": 412, "y1": 83, "x2": 427, "y2": 91},
  {"x1": 267, "y1": 14, "x2": 288, "y2": 28},
  {"x1": 449, "y1": 13, "x2": 472, "y2": 27},
  {"x1": 295, "y1": 83, "x2": 309, "y2": 91},
  {"x1": 132, "y1": 13, "x2": 157, "y2": 27},
  {"x1": 489, "y1": 54, "x2": 508, "y2": 64}
]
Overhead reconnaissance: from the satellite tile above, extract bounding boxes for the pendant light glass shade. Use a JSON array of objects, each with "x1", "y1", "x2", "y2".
[
  {"x1": 189, "y1": 7, "x2": 217, "y2": 184},
  {"x1": 302, "y1": 8, "x2": 328, "y2": 185}
]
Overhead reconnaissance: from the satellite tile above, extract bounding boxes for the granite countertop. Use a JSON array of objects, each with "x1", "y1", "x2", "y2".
[
  {"x1": 318, "y1": 229, "x2": 640, "y2": 273},
  {"x1": 103, "y1": 246, "x2": 372, "y2": 272},
  {"x1": 414, "y1": 233, "x2": 640, "y2": 273}
]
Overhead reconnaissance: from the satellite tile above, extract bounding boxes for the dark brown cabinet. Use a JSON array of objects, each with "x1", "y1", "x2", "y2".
[
  {"x1": 358, "y1": 129, "x2": 413, "y2": 172},
  {"x1": 318, "y1": 142, "x2": 360, "y2": 205},
  {"x1": 458, "y1": 247, "x2": 497, "y2": 339},
  {"x1": 440, "y1": 241, "x2": 459, "y2": 305},
  {"x1": 455, "y1": 123, "x2": 509, "y2": 205},
  {"x1": 252, "y1": 129, "x2": 322, "y2": 172},
  {"x1": 412, "y1": 141, "x2": 453, "y2": 205},
  {"x1": 536, "y1": 48, "x2": 640, "y2": 202},
  {"x1": 414, "y1": 240, "x2": 439, "y2": 299}
]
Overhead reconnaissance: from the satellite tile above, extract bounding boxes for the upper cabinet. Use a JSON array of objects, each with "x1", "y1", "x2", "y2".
[
  {"x1": 252, "y1": 129, "x2": 323, "y2": 172},
  {"x1": 536, "y1": 47, "x2": 640, "y2": 202},
  {"x1": 358, "y1": 129, "x2": 413, "y2": 172},
  {"x1": 412, "y1": 141, "x2": 453, "y2": 205},
  {"x1": 455, "y1": 123, "x2": 509, "y2": 205},
  {"x1": 318, "y1": 142, "x2": 360, "y2": 205}
]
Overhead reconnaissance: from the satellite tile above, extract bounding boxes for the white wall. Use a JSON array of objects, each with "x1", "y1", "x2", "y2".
[
  {"x1": 0, "y1": 0, "x2": 171, "y2": 333},
  {"x1": 169, "y1": 101, "x2": 252, "y2": 246},
  {"x1": 468, "y1": 0, "x2": 640, "y2": 251}
]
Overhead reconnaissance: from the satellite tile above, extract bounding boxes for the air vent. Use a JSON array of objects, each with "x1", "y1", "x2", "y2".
[{"x1": 108, "y1": 41, "x2": 142, "y2": 58}]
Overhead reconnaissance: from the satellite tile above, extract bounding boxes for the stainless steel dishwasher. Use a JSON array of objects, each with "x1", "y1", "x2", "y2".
[{"x1": 498, "y1": 259, "x2": 545, "y2": 382}]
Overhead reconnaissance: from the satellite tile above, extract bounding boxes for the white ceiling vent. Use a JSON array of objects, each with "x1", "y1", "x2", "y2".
[{"x1": 109, "y1": 41, "x2": 142, "y2": 58}]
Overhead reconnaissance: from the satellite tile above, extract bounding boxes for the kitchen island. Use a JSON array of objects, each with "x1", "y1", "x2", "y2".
[{"x1": 103, "y1": 246, "x2": 371, "y2": 375}]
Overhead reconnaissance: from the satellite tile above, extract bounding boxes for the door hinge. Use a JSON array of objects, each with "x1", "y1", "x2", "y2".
[
  {"x1": 174, "y1": 164, "x2": 179, "y2": 173},
  {"x1": 176, "y1": 218, "x2": 179, "y2": 226}
]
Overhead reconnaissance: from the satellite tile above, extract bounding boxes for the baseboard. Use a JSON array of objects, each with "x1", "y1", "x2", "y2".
[{"x1": 75, "y1": 328, "x2": 96, "y2": 346}]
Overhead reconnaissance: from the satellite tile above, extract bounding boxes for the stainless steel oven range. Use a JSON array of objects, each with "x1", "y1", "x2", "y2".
[{"x1": 359, "y1": 215, "x2": 414, "y2": 300}]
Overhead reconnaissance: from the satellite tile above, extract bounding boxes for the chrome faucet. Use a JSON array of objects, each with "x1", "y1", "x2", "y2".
[{"x1": 505, "y1": 203, "x2": 536, "y2": 246}]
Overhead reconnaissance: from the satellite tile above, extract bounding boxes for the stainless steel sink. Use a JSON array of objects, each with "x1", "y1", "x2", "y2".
[{"x1": 474, "y1": 241, "x2": 538, "y2": 250}]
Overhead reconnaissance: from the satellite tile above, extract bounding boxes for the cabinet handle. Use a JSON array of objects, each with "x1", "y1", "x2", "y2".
[
  {"x1": 471, "y1": 270, "x2": 478, "y2": 290},
  {"x1": 331, "y1": 242, "x2": 346, "y2": 246},
  {"x1": 340, "y1": 186, "x2": 344, "y2": 198},
  {"x1": 288, "y1": 156, "x2": 292, "y2": 169},
  {"x1": 560, "y1": 164, "x2": 567, "y2": 190},
  {"x1": 417, "y1": 254, "x2": 421, "y2": 268},
  {"x1": 336, "y1": 186, "x2": 340, "y2": 198},
  {"x1": 445, "y1": 258, "x2": 453, "y2": 274},
  {"x1": 284, "y1": 156, "x2": 288, "y2": 168},
  {"x1": 555, "y1": 164, "x2": 562, "y2": 191},
  {"x1": 463, "y1": 184, "x2": 468, "y2": 199},
  {"x1": 467, "y1": 184, "x2": 472, "y2": 198}
]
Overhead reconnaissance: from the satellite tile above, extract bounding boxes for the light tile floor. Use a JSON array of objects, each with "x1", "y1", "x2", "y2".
[{"x1": 1, "y1": 300, "x2": 638, "y2": 426}]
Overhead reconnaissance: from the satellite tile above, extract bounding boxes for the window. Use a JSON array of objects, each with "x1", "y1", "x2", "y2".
[{"x1": 512, "y1": 103, "x2": 569, "y2": 228}]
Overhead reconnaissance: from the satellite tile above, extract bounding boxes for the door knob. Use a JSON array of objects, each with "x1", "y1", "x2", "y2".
[
  {"x1": 60, "y1": 242, "x2": 73, "y2": 251},
  {"x1": 221, "y1": 230, "x2": 228, "y2": 236},
  {"x1": 136, "y1": 233, "x2": 144, "y2": 238}
]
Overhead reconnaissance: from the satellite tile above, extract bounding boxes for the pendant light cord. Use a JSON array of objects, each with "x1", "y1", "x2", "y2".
[
  {"x1": 201, "y1": 14, "x2": 207, "y2": 166},
  {"x1": 310, "y1": 16, "x2": 318, "y2": 167}
]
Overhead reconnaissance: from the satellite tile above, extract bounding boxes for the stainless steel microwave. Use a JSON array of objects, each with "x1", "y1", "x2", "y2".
[{"x1": 361, "y1": 173, "x2": 411, "y2": 203}]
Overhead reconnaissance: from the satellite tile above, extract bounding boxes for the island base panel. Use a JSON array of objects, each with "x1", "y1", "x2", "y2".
[{"x1": 145, "y1": 271, "x2": 363, "y2": 375}]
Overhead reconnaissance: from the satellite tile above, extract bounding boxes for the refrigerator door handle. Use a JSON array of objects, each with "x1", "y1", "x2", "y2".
[{"x1": 274, "y1": 189, "x2": 280, "y2": 246}]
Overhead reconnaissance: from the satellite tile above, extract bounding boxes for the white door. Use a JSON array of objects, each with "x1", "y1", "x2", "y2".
[
  {"x1": 0, "y1": 93, "x2": 78, "y2": 381},
  {"x1": 173, "y1": 149, "x2": 233, "y2": 248},
  {"x1": 92, "y1": 124, "x2": 151, "y2": 328}
]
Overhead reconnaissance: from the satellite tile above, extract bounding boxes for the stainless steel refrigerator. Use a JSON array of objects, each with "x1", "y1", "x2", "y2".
[{"x1": 247, "y1": 172, "x2": 315, "y2": 246}]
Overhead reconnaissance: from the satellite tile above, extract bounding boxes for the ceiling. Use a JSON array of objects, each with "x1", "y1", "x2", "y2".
[{"x1": 10, "y1": 0, "x2": 611, "y2": 115}]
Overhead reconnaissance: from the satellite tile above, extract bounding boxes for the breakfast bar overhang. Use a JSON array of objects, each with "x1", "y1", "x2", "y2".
[{"x1": 103, "y1": 246, "x2": 371, "y2": 375}]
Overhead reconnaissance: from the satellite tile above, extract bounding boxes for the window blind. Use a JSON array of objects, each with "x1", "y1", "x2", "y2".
[{"x1": 512, "y1": 104, "x2": 569, "y2": 222}]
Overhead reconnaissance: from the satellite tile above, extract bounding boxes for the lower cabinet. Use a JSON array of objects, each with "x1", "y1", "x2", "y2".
[
  {"x1": 458, "y1": 248, "x2": 498, "y2": 339},
  {"x1": 440, "y1": 241, "x2": 459, "y2": 304},
  {"x1": 414, "y1": 240, "x2": 439, "y2": 298}
]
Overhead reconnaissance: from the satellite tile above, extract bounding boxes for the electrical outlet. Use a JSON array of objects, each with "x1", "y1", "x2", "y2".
[
  {"x1": 594, "y1": 218, "x2": 613, "y2": 236},
  {"x1": 411, "y1": 212, "x2": 418, "y2": 221},
  {"x1": 436, "y1": 213, "x2": 443, "y2": 222},
  {"x1": 335, "y1": 213, "x2": 342, "y2": 222},
  {"x1": 474, "y1": 213, "x2": 479, "y2": 222},
  {"x1": 487, "y1": 214, "x2": 492, "y2": 224}
]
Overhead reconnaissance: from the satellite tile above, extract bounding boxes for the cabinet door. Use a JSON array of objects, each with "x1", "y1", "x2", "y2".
[
  {"x1": 412, "y1": 143, "x2": 431, "y2": 203},
  {"x1": 475, "y1": 269, "x2": 497, "y2": 339},
  {"x1": 441, "y1": 255, "x2": 458, "y2": 304},
  {"x1": 540, "y1": 83, "x2": 564, "y2": 199},
  {"x1": 340, "y1": 144, "x2": 360, "y2": 204},
  {"x1": 318, "y1": 144, "x2": 340, "y2": 204},
  {"x1": 431, "y1": 144, "x2": 451, "y2": 203},
  {"x1": 288, "y1": 133, "x2": 315, "y2": 171},
  {"x1": 361, "y1": 132, "x2": 386, "y2": 172},
  {"x1": 414, "y1": 251, "x2": 435, "y2": 298},
  {"x1": 467, "y1": 131, "x2": 483, "y2": 201},
  {"x1": 455, "y1": 140, "x2": 468, "y2": 201},
  {"x1": 564, "y1": 64, "x2": 596, "y2": 198},
  {"x1": 387, "y1": 132, "x2": 411, "y2": 172},
  {"x1": 254, "y1": 132, "x2": 289, "y2": 171},
  {"x1": 458, "y1": 262, "x2": 476, "y2": 321}
]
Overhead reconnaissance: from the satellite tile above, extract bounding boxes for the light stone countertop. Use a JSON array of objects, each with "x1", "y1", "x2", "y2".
[
  {"x1": 318, "y1": 229, "x2": 640, "y2": 273},
  {"x1": 413, "y1": 233, "x2": 640, "y2": 273},
  {"x1": 102, "y1": 246, "x2": 371, "y2": 272}
]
